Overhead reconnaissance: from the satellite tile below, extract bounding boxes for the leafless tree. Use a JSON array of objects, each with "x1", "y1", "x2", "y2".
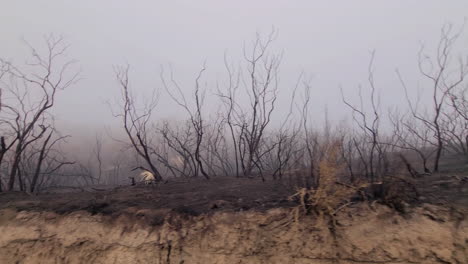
[
  {"x1": 203, "y1": 114, "x2": 233, "y2": 177},
  {"x1": 161, "y1": 65, "x2": 210, "y2": 179},
  {"x1": 0, "y1": 136, "x2": 17, "y2": 192},
  {"x1": 299, "y1": 77, "x2": 322, "y2": 186},
  {"x1": 341, "y1": 51, "x2": 384, "y2": 182},
  {"x1": 27, "y1": 129, "x2": 73, "y2": 193},
  {"x1": 216, "y1": 30, "x2": 281, "y2": 178},
  {"x1": 266, "y1": 75, "x2": 302, "y2": 181},
  {"x1": 339, "y1": 132, "x2": 357, "y2": 182},
  {"x1": 240, "y1": 31, "x2": 281, "y2": 177},
  {"x1": 159, "y1": 120, "x2": 198, "y2": 178},
  {"x1": 93, "y1": 134, "x2": 104, "y2": 184},
  {"x1": 113, "y1": 65, "x2": 164, "y2": 181},
  {"x1": 0, "y1": 35, "x2": 79, "y2": 191},
  {"x1": 216, "y1": 53, "x2": 242, "y2": 177},
  {"x1": 445, "y1": 82, "x2": 468, "y2": 157},
  {"x1": 398, "y1": 24, "x2": 468, "y2": 172},
  {"x1": 388, "y1": 110, "x2": 435, "y2": 174}
]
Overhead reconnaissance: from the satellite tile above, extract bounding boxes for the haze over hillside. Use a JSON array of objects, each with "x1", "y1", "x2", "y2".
[{"x1": 0, "y1": 1, "x2": 466, "y2": 189}]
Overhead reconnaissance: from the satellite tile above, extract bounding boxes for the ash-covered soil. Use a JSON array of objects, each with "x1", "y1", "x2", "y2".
[
  {"x1": 0, "y1": 177, "x2": 297, "y2": 217},
  {"x1": 1, "y1": 170, "x2": 467, "y2": 216}
]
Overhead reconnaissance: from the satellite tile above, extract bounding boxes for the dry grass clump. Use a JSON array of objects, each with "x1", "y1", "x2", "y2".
[
  {"x1": 289, "y1": 143, "x2": 367, "y2": 225},
  {"x1": 289, "y1": 142, "x2": 420, "y2": 221}
]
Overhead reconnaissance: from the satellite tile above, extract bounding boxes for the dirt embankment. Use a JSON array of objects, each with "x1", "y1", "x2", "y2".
[{"x1": 0, "y1": 203, "x2": 466, "y2": 264}]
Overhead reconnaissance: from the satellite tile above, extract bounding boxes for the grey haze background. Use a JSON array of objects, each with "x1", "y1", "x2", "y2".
[{"x1": 1, "y1": 0, "x2": 467, "y2": 156}]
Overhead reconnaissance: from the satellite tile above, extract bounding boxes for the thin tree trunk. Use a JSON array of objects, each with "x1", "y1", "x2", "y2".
[
  {"x1": 8, "y1": 144, "x2": 22, "y2": 191},
  {"x1": 18, "y1": 168, "x2": 24, "y2": 192},
  {"x1": 433, "y1": 139, "x2": 443, "y2": 172},
  {"x1": 30, "y1": 132, "x2": 52, "y2": 193}
]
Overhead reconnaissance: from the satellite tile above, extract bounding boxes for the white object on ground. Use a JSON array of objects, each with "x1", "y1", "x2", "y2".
[{"x1": 137, "y1": 170, "x2": 156, "y2": 185}]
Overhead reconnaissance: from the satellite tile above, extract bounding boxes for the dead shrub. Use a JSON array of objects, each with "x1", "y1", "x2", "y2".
[{"x1": 289, "y1": 143, "x2": 367, "y2": 226}]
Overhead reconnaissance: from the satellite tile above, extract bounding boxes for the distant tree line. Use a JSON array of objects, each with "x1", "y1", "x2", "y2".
[{"x1": 1, "y1": 24, "x2": 467, "y2": 193}]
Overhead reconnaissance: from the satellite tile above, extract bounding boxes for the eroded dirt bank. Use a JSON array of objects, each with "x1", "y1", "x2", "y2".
[{"x1": 0, "y1": 203, "x2": 466, "y2": 264}]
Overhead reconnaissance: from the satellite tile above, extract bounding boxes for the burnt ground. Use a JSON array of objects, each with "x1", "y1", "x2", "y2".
[
  {"x1": 1, "y1": 152, "x2": 468, "y2": 217},
  {"x1": 0, "y1": 177, "x2": 298, "y2": 217},
  {"x1": 0, "y1": 167, "x2": 467, "y2": 219},
  {"x1": 417, "y1": 156, "x2": 468, "y2": 208}
]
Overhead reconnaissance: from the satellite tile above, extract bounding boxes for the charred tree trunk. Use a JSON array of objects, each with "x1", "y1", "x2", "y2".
[
  {"x1": 8, "y1": 143, "x2": 22, "y2": 191},
  {"x1": 30, "y1": 132, "x2": 52, "y2": 193}
]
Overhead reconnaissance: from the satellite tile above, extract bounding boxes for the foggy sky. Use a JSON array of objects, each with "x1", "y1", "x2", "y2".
[{"x1": 1, "y1": 1, "x2": 468, "y2": 144}]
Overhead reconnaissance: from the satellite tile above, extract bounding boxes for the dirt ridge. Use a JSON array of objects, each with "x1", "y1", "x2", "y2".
[{"x1": 0, "y1": 203, "x2": 466, "y2": 264}]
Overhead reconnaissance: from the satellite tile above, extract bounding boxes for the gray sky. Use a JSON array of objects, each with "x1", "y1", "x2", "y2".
[{"x1": 1, "y1": 1, "x2": 468, "y2": 142}]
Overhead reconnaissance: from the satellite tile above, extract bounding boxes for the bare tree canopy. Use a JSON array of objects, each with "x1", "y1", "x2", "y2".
[{"x1": 0, "y1": 35, "x2": 79, "y2": 192}]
